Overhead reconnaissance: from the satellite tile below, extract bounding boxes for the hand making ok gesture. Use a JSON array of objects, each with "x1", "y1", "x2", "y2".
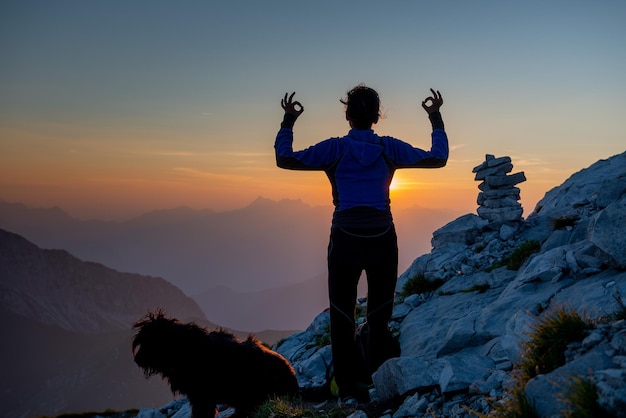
[
  {"x1": 281, "y1": 92, "x2": 304, "y2": 118},
  {"x1": 421, "y1": 89, "x2": 444, "y2": 114}
]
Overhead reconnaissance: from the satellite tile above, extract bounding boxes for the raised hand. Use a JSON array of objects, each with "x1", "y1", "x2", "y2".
[
  {"x1": 421, "y1": 89, "x2": 443, "y2": 114},
  {"x1": 281, "y1": 92, "x2": 304, "y2": 117}
]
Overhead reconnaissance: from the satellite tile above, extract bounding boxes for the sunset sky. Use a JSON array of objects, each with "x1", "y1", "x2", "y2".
[{"x1": 1, "y1": 0, "x2": 625, "y2": 220}]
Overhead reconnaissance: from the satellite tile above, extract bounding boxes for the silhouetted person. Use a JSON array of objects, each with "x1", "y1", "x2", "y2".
[{"x1": 275, "y1": 84, "x2": 449, "y2": 404}]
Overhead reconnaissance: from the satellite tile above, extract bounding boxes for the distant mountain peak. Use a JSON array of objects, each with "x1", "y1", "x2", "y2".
[
  {"x1": 130, "y1": 205, "x2": 216, "y2": 224},
  {"x1": 248, "y1": 196, "x2": 306, "y2": 207}
]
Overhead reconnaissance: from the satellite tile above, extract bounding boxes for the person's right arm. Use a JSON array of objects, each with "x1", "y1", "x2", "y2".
[{"x1": 275, "y1": 92, "x2": 340, "y2": 170}]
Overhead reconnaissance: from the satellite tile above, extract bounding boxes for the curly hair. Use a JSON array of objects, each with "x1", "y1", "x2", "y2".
[
  {"x1": 131, "y1": 310, "x2": 299, "y2": 418},
  {"x1": 340, "y1": 83, "x2": 381, "y2": 129}
]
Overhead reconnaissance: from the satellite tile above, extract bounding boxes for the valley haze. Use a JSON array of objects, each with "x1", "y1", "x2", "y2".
[{"x1": 0, "y1": 196, "x2": 464, "y2": 331}]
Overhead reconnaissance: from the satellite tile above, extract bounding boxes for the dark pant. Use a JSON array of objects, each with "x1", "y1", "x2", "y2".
[{"x1": 327, "y1": 225, "x2": 398, "y2": 399}]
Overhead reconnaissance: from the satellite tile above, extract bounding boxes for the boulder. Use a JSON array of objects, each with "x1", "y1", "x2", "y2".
[
  {"x1": 530, "y1": 152, "x2": 626, "y2": 219},
  {"x1": 587, "y1": 195, "x2": 626, "y2": 268},
  {"x1": 431, "y1": 213, "x2": 489, "y2": 248},
  {"x1": 439, "y1": 353, "x2": 495, "y2": 393},
  {"x1": 373, "y1": 357, "x2": 446, "y2": 402}
]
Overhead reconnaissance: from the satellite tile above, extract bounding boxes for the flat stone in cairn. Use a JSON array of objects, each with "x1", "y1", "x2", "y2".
[
  {"x1": 474, "y1": 162, "x2": 513, "y2": 180},
  {"x1": 472, "y1": 155, "x2": 512, "y2": 171},
  {"x1": 484, "y1": 172, "x2": 527, "y2": 189},
  {"x1": 474, "y1": 154, "x2": 526, "y2": 223},
  {"x1": 477, "y1": 187, "x2": 521, "y2": 201}
]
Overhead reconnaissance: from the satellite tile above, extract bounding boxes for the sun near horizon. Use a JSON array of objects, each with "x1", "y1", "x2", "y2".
[
  {"x1": 1, "y1": 1, "x2": 624, "y2": 221},
  {"x1": 0, "y1": 108, "x2": 616, "y2": 222},
  {"x1": 0, "y1": 141, "x2": 561, "y2": 222}
]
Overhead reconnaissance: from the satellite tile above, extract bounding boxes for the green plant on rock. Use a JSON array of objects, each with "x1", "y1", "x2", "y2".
[
  {"x1": 399, "y1": 273, "x2": 444, "y2": 298},
  {"x1": 315, "y1": 332, "x2": 331, "y2": 348},
  {"x1": 491, "y1": 382, "x2": 540, "y2": 418},
  {"x1": 486, "y1": 239, "x2": 541, "y2": 272},
  {"x1": 492, "y1": 306, "x2": 596, "y2": 418},
  {"x1": 255, "y1": 396, "x2": 349, "y2": 418},
  {"x1": 463, "y1": 283, "x2": 491, "y2": 293},
  {"x1": 519, "y1": 305, "x2": 592, "y2": 380},
  {"x1": 559, "y1": 375, "x2": 616, "y2": 418},
  {"x1": 309, "y1": 323, "x2": 331, "y2": 348},
  {"x1": 507, "y1": 240, "x2": 541, "y2": 270},
  {"x1": 438, "y1": 283, "x2": 491, "y2": 296},
  {"x1": 255, "y1": 397, "x2": 304, "y2": 418},
  {"x1": 612, "y1": 290, "x2": 626, "y2": 321}
]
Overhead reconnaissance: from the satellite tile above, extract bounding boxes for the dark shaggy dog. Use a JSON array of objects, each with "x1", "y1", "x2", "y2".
[{"x1": 132, "y1": 310, "x2": 299, "y2": 418}]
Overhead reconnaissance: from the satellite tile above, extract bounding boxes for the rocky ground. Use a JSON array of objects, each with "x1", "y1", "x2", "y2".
[{"x1": 128, "y1": 151, "x2": 626, "y2": 418}]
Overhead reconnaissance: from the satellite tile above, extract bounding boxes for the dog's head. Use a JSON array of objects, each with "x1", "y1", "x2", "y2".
[{"x1": 132, "y1": 309, "x2": 183, "y2": 377}]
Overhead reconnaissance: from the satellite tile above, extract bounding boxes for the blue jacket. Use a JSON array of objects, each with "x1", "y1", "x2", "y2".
[{"x1": 275, "y1": 115, "x2": 448, "y2": 227}]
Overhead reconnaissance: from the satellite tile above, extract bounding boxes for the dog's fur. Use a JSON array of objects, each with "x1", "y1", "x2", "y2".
[{"x1": 132, "y1": 310, "x2": 299, "y2": 418}]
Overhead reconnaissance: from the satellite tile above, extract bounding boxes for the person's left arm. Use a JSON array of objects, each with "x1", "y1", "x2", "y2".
[
  {"x1": 383, "y1": 130, "x2": 449, "y2": 168},
  {"x1": 384, "y1": 89, "x2": 449, "y2": 168}
]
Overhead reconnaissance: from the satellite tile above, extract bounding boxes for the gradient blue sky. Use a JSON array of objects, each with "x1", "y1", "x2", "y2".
[{"x1": 1, "y1": 0, "x2": 625, "y2": 219}]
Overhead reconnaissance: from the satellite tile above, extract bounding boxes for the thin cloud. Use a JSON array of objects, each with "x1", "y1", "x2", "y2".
[
  {"x1": 220, "y1": 151, "x2": 273, "y2": 158},
  {"x1": 120, "y1": 149, "x2": 272, "y2": 159},
  {"x1": 151, "y1": 150, "x2": 196, "y2": 157},
  {"x1": 172, "y1": 167, "x2": 253, "y2": 182},
  {"x1": 514, "y1": 157, "x2": 546, "y2": 166}
]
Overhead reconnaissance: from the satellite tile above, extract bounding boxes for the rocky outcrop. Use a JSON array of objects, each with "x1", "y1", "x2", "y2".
[
  {"x1": 379, "y1": 152, "x2": 626, "y2": 417},
  {"x1": 292, "y1": 151, "x2": 625, "y2": 418},
  {"x1": 138, "y1": 151, "x2": 626, "y2": 418}
]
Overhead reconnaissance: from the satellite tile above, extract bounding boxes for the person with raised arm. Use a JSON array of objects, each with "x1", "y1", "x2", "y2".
[{"x1": 275, "y1": 84, "x2": 449, "y2": 405}]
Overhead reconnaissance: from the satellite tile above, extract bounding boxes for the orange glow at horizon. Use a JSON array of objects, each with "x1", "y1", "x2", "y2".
[
  {"x1": 1, "y1": 151, "x2": 549, "y2": 221},
  {"x1": 1, "y1": 0, "x2": 624, "y2": 225},
  {"x1": 0, "y1": 122, "x2": 608, "y2": 221}
]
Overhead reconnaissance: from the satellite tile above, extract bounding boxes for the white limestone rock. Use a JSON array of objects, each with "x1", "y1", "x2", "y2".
[{"x1": 587, "y1": 194, "x2": 626, "y2": 268}]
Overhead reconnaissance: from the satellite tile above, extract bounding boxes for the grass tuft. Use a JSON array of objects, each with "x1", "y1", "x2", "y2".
[
  {"x1": 611, "y1": 290, "x2": 626, "y2": 321},
  {"x1": 439, "y1": 283, "x2": 491, "y2": 296},
  {"x1": 560, "y1": 375, "x2": 616, "y2": 418},
  {"x1": 491, "y1": 305, "x2": 594, "y2": 417},
  {"x1": 519, "y1": 305, "x2": 592, "y2": 380},
  {"x1": 491, "y1": 382, "x2": 539, "y2": 418},
  {"x1": 506, "y1": 240, "x2": 541, "y2": 270},
  {"x1": 485, "y1": 240, "x2": 541, "y2": 272},
  {"x1": 255, "y1": 397, "x2": 349, "y2": 418},
  {"x1": 254, "y1": 397, "x2": 308, "y2": 418},
  {"x1": 399, "y1": 274, "x2": 444, "y2": 298},
  {"x1": 462, "y1": 283, "x2": 491, "y2": 293},
  {"x1": 315, "y1": 331, "x2": 331, "y2": 348}
]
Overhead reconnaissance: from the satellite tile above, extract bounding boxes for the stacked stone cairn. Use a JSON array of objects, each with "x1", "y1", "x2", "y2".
[{"x1": 473, "y1": 154, "x2": 526, "y2": 223}]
